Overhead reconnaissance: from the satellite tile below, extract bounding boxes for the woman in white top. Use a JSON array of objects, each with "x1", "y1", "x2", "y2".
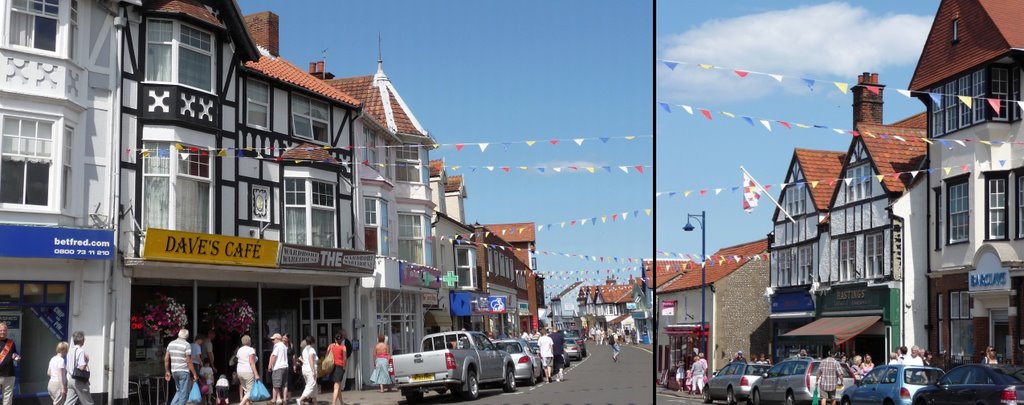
[
  {"x1": 47, "y1": 342, "x2": 69, "y2": 405},
  {"x1": 296, "y1": 336, "x2": 318, "y2": 404},
  {"x1": 236, "y1": 335, "x2": 260, "y2": 405}
]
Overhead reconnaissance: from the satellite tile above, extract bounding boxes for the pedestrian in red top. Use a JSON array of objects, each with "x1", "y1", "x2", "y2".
[{"x1": 326, "y1": 333, "x2": 346, "y2": 405}]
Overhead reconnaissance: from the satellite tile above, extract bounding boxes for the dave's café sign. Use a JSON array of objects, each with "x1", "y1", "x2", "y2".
[{"x1": 143, "y1": 228, "x2": 279, "y2": 268}]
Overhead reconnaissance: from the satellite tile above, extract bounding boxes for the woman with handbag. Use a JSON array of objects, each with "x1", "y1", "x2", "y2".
[
  {"x1": 295, "y1": 336, "x2": 318, "y2": 405},
  {"x1": 236, "y1": 335, "x2": 261, "y2": 405},
  {"x1": 325, "y1": 334, "x2": 346, "y2": 405},
  {"x1": 65, "y1": 331, "x2": 92, "y2": 405}
]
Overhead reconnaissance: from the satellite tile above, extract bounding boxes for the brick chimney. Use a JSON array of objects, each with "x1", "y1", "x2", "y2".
[
  {"x1": 243, "y1": 11, "x2": 279, "y2": 57},
  {"x1": 852, "y1": 72, "x2": 884, "y2": 129},
  {"x1": 605, "y1": 277, "x2": 616, "y2": 286},
  {"x1": 308, "y1": 61, "x2": 335, "y2": 80}
]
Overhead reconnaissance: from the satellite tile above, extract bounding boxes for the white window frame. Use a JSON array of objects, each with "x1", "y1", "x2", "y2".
[
  {"x1": 246, "y1": 80, "x2": 270, "y2": 129},
  {"x1": 777, "y1": 250, "x2": 792, "y2": 287},
  {"x1": 1018, "y1": 176, "x2": 1024, "y2": 238},
  {"x1": 989, "y1": 177, "x2": 1007, "y2": 239},
  {"x1": 846, "y1": 164, "x2": 873, "y2": 202},
  {"x1": 398, "y1": 213, "x2": 426, "y2": 264},
  {"x1": 455, "y1": 246, "x2": 476, "y2": 289},
  {"x1": 363, "y1": 126, "x2": 378, "y2": 167},
  {"x1": 798, "y1": 245, "x2": 812, "y2": 285},
  {"x1": 839, "y1": 238, "x2": 856, "y2": 281},
  {"x1": 945, "y1": 81, "x2": 958, "y2": 131},
  {"x1": 865, "y1": 232, "x2": 884, "y2": 279},
  {"x1": 949, "y1": 291, "x2": 973, "y2": 357},
  {"x1": 948, "y1": 181, "x2": 969, "y2": 243},
  {"x1": 363, "y1": 197, "x2": 388, "y2": 255},
  {"x1": 993, "y1": 67, "x2": 1010, "y2": 122},
  {"x1": 284, "y1": 178, "x2": 336, "y2": 248},
  {"x1": 973, "y1": 70, "x2": 986, "y2": 123},
  {"x1": 61, "y1": 125, "x2": 71, "y2": 210},
  {"x1": 144, "y1": 19, "x2": 215, "y2": 93},
  {"x1": 141, "y1": 141, "x2": 212, "y2": 232},
  {"x1": 785, "y1": 186, "x2": 805, "y2": 216},
  {"x1": 291, "y1": 94, "x2": 329, "y2": 143},
  {"x1": 931, "y1": 85, "x2": 945, "y2": 136},
  {"x1": 1, "y1": 116, "x2": 56, "y2": 208},
  {"x1": 396, "y1": 145, "x2": 422, "y2": 183},
  {"x1": 8, "y1": 0, "x2": 60, "y2": 53}
]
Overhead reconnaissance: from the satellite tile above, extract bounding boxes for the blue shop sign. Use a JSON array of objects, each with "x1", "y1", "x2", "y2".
[
  {"x1": 0, "y1": 224, "x2": 114, "y2": 260},
  {"x1": 450, "y1": 291, "x2": 491, "y2": 316},
  {"x1": 771, "y1": 291, "x2": 814, "y2": 313}
]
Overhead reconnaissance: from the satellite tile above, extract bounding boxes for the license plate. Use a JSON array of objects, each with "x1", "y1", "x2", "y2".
[{"x1": 412, "y1": 373, "x2": 434, "y2": 382}]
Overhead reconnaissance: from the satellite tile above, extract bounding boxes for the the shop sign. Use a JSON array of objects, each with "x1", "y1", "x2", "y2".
[
  {"x1": 280, "y1": 244, "x2": 375, "y2": 274},
  {"x1": 771, "y1": 291, "x2": 814, "y2": 313},
  {"x1": 143, "y1": 228, "x2": 278, "y2": 268},
  {"x1": 400, "y1": 263, "x2": 443, "y2": 289},
  {"x1": 0, "y1": 224, "x2": 114, "y2": 260},
  {"x1": 518, "y1": 302, "x2": 530, "y2": 314},
  {"x1": 661, "y1": 300, "x2": 676, "y2": 316},
  {"x1": 488, "y1": 296, "x2": 508, "y2": 314},
  {"x1": 820, "y1": 286, "x2": 887, "y2": 313},
  {"x1": 422, "y1": 293, "x2": 439, "y2": 307},
  {"x1": 626, "y1": 302, "x2": 638, "y2": 310},
  {"x1": 970, "y1": 267, "x2": 1010, "y2": 292},
  {"x1": 450, "y1": 291, "x2": 492, "y2": 316}
]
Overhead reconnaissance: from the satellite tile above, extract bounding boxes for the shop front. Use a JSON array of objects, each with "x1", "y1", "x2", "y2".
[
  {"x1": 0, "y1": 224, "x2": 114, "y2": 404},
  {"x1": 780, "y1": 283, "x2": 899, "y2": 363},
  {"x1": 450, "y1": 291, "x2": 505, "y2": 333},
  {"x1": 968, "y1": 252, "x2": 1013, "y2": 363},
  {"x1": 517, "y1": 302, "x2": 532, "y2": 334},
  {"x1": 769, "y1": 289, "x2": 815, "y2": 362},
  {"x1": 661, "y1": 324, "x2": 708, "y2": 390}
]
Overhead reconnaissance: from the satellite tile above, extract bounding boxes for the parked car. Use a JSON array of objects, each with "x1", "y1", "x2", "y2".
[
  {"x1": 750, "y1": 357, "x2": 858, "y2": 405},
  {"x1": 840, "y1": 364, "x2": 942, "y2": 405},
  {"x1": 912, "y1": 364, "x2": 1024, "y2": 405},
  {"x1": 563, "y1": 330, "x2": 588, "y2": 358},
  {"x1": 391, "y1": 331, "x2": 517, "y2": 403},
  {"x1": 704, "y1": 361, "x2": 771, "y2": 405},
  {"x1": 493, "y1": 338, "x2": 543, "y2": 386}
]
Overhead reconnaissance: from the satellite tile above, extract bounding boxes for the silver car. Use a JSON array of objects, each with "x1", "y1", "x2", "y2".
[
  {"x1": 493, "y1": 339, "x2": 543, "y2": 386},
  {"x1": 705, "y1": 362, "x2": 771, "y2": 405},
  {"x1": 750, "y1": 358, "x2": 858, "y2": 405}
]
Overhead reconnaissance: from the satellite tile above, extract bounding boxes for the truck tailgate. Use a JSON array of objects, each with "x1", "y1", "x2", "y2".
[{"x1": 392, "y1": 351, "x2": 449, "y2": 381}]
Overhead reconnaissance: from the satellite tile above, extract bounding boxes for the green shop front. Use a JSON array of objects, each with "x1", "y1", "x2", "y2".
[{"x1": 779, "y1": 283, "x2": 900, "y2": 362}]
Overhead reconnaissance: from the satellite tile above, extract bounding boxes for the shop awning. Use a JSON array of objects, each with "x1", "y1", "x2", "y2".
[
  {"x1": 781, "y1": 315, "x2": 880, "y2": 346},
  {"x1": 425, "y1": 309, "x2": 453, "y2": 329},
  {"x1": 609, "y1": 314, "x2": 631, "y2": 324}
]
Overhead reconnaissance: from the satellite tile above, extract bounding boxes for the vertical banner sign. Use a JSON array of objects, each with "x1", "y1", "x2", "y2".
[
  {"x1": 251, "y1": 185, "x2": 271, "y2": 222},
  {"x1": 892, "y1": 218, "x2": 904, "y2": 281}
]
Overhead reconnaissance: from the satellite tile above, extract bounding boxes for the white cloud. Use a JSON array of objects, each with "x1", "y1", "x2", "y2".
[{"x1": 657, "y1": 2, "x2": 932, "y2": 103}]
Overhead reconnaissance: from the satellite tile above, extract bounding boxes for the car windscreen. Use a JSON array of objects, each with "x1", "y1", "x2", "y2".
[
  {"x1": 904, "y1": 369, "x2": 943, "y2": 385},
  {"x1": 564, "y1": 332, "x2": 581, "y2": 339},
  {"x1": 495, "y1": 342, "x2": 523, "y2": 353},
  {"x1": 746, "y1": 365, "x2": 770, "y2": 376}
]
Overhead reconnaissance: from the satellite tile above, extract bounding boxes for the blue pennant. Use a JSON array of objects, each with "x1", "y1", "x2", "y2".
[
  {"x1": 742, "y1": 116, "x2": 755, "y2": 126},
  {"x1": 659, "y1": 102, "x2": 671, "y2": 113},
  {"x1": 663, "y1": 61, "x2": 679, "y2": 70},
  {"x1": 802, "y1": 78, "x2": 815, "y2": 91}
]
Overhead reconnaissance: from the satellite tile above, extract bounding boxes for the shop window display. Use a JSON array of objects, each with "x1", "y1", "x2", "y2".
[{"x1": 0, "y1": 282, "x2": 69, "y2": 397}]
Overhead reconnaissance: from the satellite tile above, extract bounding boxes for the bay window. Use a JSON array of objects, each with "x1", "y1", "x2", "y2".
[
  {"x1": 284, "y1": 178, "x2": 336, "y2": 247},
  {"x1": 246, "y1": 80, "x2": 269, "y2": 128},
  {"x1": 399, "y1": 213, "x2": 425, "y2": 264},
  {"x1": 958, "y1": 75, "x2": 971, "y2": 127},
  {"x1": 364, "y1": 127, "x2": 378, "y2": 167},
  {"x1": 1, "y1": 117, "x2": 52, "y2": 206},
  {"x1": 292, "y1": 95, "x2": 329, "y2": 142},
  {"x1": 396, "y1": 145, "x2": 421, "y2": 183},
  {"x1": 776, "y1": 250, "x2": 792, "y2": 286},
  {"x1": 145, "y1": 19, "x2": 214, "y2": 92},
  {"x1": 456, "y1": 246, "x2": 476, "y2": 288},
  {"x1": 142, "y1": 141, "x2": 211, "y2": 232},
  {"x1": 9, "y1": 0, "x2": 58, "y2": 52},
  {"x1": 947, "y1": 178, "x2": 969, "y2": 243},
  {"x1": 987, "y1": 174, "x2": 1007, "y2": 240},
  {"x1": 61, "y1": 126, "x2": 71, "y2": 209}
]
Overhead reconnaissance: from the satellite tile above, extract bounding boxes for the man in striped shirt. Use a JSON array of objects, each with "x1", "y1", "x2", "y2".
[
  {"x1": 816, "y1": 351, "x2": 844, "y2": 405},
  {"x1": 165, "y1": 329, "x2": 199, "y2": 405}
]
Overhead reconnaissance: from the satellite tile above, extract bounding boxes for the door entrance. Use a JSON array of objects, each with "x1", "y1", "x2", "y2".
[
  {"x1": 301, "y1": 297, "x2": 344, "y2": 348},
  {"x1": 991, "y1": 309, "x2": 1010, "y2": 361}
]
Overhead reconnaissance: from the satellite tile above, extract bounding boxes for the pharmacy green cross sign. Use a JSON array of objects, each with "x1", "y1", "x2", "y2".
[{"x1": 442, "y1": 271, "x2": 459, "y2": 287}]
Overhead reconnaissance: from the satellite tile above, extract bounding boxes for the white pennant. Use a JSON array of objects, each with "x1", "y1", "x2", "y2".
[
  {"x1": 768, "y1": 74, "x2": 783, "y2": 82},
  {"x1": 844, "y1": 178, "x2": 853, "y2": 186},
  {"x1": 573, "y1": 139, "x2": 584, "y2": 146},
  {"x1": 553, "y1": 167, "x2": 562, "y2": 172},
  {"x1": 619, "y1": 166, "x2": 629, "y2": 173},
  {"x1": 714, "y1": 188, "x2": 722, "y2": 195},
  {"x1": 622, "y1": 212, "x2": 629, "y2": 220},
  {"x1": 681, "y1": 105, "x2": 693, "y2": 115},
  {"x1": 897, "y1": 89, "x2": 912, "y2": 98},
  {"x1": 478, "y1": 143, "x2": 489, "y2": 152},
  {"x1": 1017, "y1": 101, "x2": 1024, "y2": 113},
  {"x1": 485, "y1": 166, "x2": 494, "y2": 171},
  {"x1": 179, "y1": 152, "x2": 190, "y2": 160},
  {"x1": 760, "y1": 120, "x2": 772, "y2": 131},
  {"x1": 833, "y1": 128, "x2": 845, "y2": 134}
]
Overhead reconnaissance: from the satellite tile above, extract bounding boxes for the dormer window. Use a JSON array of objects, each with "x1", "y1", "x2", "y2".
[
  {"x1": 952, "y1": 19, "x2": 959, "y2": 44},
  {"x1": 291, "y1": 95, "x2": 329, "y2": 142}
]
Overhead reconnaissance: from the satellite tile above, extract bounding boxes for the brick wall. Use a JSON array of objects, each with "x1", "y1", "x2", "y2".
[
  {"x1": 713, "y1": 258, "x2": 771, "y2": 370},
  {"x1": 852, "y1": 72, "x2": 883, "y2": 129},
  {"x1": 929, "y1": 273, "x2": 967, "y2": 364},
  {"x1": 243, "y1": 11, "x2": 279, "y2": 56}
]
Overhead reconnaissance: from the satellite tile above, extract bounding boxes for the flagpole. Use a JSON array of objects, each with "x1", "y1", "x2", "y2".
[{"x1": 740, "y1": 165, "x2": 796, "y2": 224}]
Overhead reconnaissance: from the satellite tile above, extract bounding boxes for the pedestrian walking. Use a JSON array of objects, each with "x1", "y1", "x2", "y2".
[
  {"x1": 538, "y1": 329, "x2": 554, "y2": 383},
  {"x1": 611, "y1": 336, "x2": 621, "y2": 362},
  {"x1": 47, "y1": 342, "x2": 68, "y2": 405},
  {"x1": 370, "y1": 335, "x2": 393, "y2": 392},
  {"x1": 690, "y1": 353, "x2": 706, "y2": 396},
  {"x1": 0, "y1": 322, "x2": 21, "y2": 405},
  {"x1": 326, "y1": 333, "x2": 347, "y2": 405},
  {"x1": 164, "y1": 329, "x2": 198, "y2": 405},
  {"x1": 550, "y1": 327, "x2": 566, "y2": 381},
  {"x1": 815, "y1": 351, "x2": 843, "y2": 405},
  {"x1": 203, "y1": 330, "x2": 216, "y2": 371},
  {"x1": 235, "y1": 335, "x2": 260, "y2": 405},
  {"x1": 986, "y1": 346, "x2": 999, "y2": 364},
  {"x1": 296, "y1": 336, "x2": 317, "y2": 405},
  {"x1": 267, "y1": 333, "x2": 289, "y2": 404},
  {"x1": 191, "y1": 334, "x2": 205, "y2": 373},
  {"x1": 675, "y1": 362, "x2": 686, "y2": 392}
]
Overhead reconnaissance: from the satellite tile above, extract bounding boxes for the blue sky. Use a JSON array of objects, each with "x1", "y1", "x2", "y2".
[
  {"x1": 241, "y1": 1, "x2": 653, "y2": 298},
  {"x1": 657, "y1": 2, "x2": 938, "y2": 261}
]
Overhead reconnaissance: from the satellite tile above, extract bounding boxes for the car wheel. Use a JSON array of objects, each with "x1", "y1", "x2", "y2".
[
  {"x1": 703, "y1": 387, "x2": 712, "y2": 404},
  {"x1": 503, "y1": 366, "x2": 518, "y2": 393},
  {"x1": 751, "y1": 389, "x2": 761, "y2": 405},
  {"x1": 458, "y1": 370, "x2": 479, "y2": 400},
  {"x1": 402, "y1": 390, "x2": 423, "y2": 403},
  {"x1": 785, "y1": 391, "x2": 795, "y2": 405},
  {"x1": 841, "y1": 397, "x2": 851, "y2": 405},
  {"x1": 523, "y1": 367, "x2": 535, "y2": 386},
  {"x1": 727, "y1": 387, "x2": 737, "y2": 405}
]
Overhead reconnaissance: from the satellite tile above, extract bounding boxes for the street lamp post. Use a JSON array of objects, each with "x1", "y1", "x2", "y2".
[{"x1": 683, "y1": 211, "x2": 706, "y2": 357}]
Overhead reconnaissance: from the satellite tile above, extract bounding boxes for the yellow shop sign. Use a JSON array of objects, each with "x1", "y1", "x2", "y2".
[{"x1": 143, "y1": 228, "x2": 279, "y2": 268}]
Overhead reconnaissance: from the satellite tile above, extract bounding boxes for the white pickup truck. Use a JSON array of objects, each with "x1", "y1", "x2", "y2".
[{"x1": 391, "y1": 331, "x2": 517, "y2": 402}]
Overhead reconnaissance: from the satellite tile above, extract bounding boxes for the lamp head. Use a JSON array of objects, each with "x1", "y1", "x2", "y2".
[{"x1": 683, "y1": 222, "x2": 695, "y2": 232}]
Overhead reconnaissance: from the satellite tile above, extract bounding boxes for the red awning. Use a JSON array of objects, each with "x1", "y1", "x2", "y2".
[
  {"x1": 665, "y1": 324, "x2": 709, "y2": 337},
  {"x1": 781, "y1": 316, "x2": 880, "y2": 345}
]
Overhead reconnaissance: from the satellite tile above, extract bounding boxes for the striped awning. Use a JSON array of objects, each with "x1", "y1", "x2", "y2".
[{"x1": 781, "y1": 315, "x2": 881, "y2": 345}]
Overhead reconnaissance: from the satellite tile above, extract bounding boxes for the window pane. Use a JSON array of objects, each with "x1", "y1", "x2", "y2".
[
  {"x1": 25, "y1": 161, "x2": 49, "y2": 205},
  {"x1": 0, "y1": 160, "x2": 25, "y2": 204},
  {"x1": 293, "y1": 116, "x2": 312, "y2": 138},
  {"x1": 0, "y1": 284, "x2": 18, "y2": 305},
  {"x1": 179, "y1": 24, "x2": 211, "y2": 51},
  {"x1": 143, "y1": 177, "x2": 169, "y2": 229},
  {"x1": 146, "y1": 44, "x2": 172, "y2": 82},
  {"x1": 33, "y1": 14, "x2": 57, "y2": 51},
  {"x1": 176, "y1": 178, "x2": 209, "y2": 232},
  {"x1": 312, "y1": 208, "x2": 334, "y2": 248},
  {"x1": 286, "y1": 207, "x2": 306, "y2": 244},
  {"x1": 247, "y1": 104, "x2": 268, "y2": 128},
  {"x1": 179, "y1": 48, "x2": 212, "y2": 90},
  {"x1": 46, "y1": 283, "x2": 66, "y2": 304},
  {"x1": 312, "y1": 121, "x2": 328, "y2": 143},
  {"x1": 23, "y1": 283, "x2": 43, "y2": 304},
  {"x1": 364, "y1": 198, "x2": 377, "y2": 225}
]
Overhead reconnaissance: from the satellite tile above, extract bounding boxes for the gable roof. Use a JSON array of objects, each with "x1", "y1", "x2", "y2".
[
  {"x1": 328, "y1": 64, "x2": 430, "y2": 139},
  {"x1": 244, "y1": 55, "x2": 360, "y2": 107},
  {"x1": 852, "y1": 118, "x2": 927, "y2": 194},
  {"x1": 657, "y1": 239, "x2": 768, "y2": 293},
  {"x1": 791, "y1": 148, "x2": 846, "y2": 211},
  {"x1": 146, "y1": 0, "x2": 224, "y2": 28},
  {"x1": 909, "y1": 0, "x2": 1024, "y2": 90},
  {"x1": 484, "y1": 223, "x2": 536, "y2": 243}
]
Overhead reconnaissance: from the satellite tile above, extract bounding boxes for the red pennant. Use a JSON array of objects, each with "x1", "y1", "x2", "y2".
[
  {"x1": 763, "y1": 184, "x2": 772, "y2": 191},
  {"x1": 849, "y1": 131, "x2": 860, "y2": 137},
  {"x1": 550, "y1": 140, "x2": 559, "y2": 145},
  {"x1": 501, "y1": 167, "x2": 509, "y2": 172},
  {"x1": 733, "y1": 69, "x2": 749, "y2": 78},
  {"x1": 361, "y1": 160, "x2": 369, "y2": 165},
  {"x1": 777, "y1": 121, "x2": 791, "y2": 129},
  {"x1": 275, "y1": 156, "x2": 283, "y2": 162},
  {"x1": 570, "y1": 220, "x2": 576, "y2": 226},
  {"x1": 612, "y1": 214, "x2": 618, "y2": 221},
  {"x1": 455, "y1": 144, "x2": 465, "y2": 151},
  {"x1": 635, "y1": 166, "x2": 644, "y2": 174},
  {"x1": 961, "y1": 164, "x2": 969, "y2": 173},
  {"x1": 569, "y1": 166, "x2": 578, "y2": 171},
  {"x1": 699, "y1": 109, "x2": 712, "y2": 120},
  {"x1": 699, "y1": 189, "x2": 707, "y2": 196},
  {"x1": 865, "y1": 85, "x2": 880, "y2": 95},
  {"x1": 189, "y1": 147, "x2": 199, "y2": 153},
  {"x1": 989, "y1": 98, "x2": 1002, "y2": 116}
]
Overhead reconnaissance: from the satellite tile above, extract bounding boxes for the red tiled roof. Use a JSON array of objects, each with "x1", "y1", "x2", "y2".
[
  {"x1": 146, "y1": 0, "x2": 224, "y2": 28},
  {"x1": 855, "y1": 121, "x2": 927, "y2": 194},
  {"x1": 429, "y1": 159, "x2": 444, "y2": 177},
  {"x1": 646, "y1": 259, "x2": 687, "y2": 288},
  {"x1": 890, "y1": 112, "x2": 928, "y2": 129},
  {"x1": 280, "y1": 142, "x2": 338, "y2": 163},
  {"x1": 328, "y1": 74, "x2": 427, "y2": 137},
  {"x1": 245, "y1": 56, "x2": 360, "y2": 107},
  {"x1": 445, "y1": 175, "x2": 464, "y2": 193},
  {"x1": 792, "y1": 149, "x2": 846, "y2": 211},
  {"x1": 484, "y1": 223, "x2": 536, "y2": 243},
  {"x1": 909, "y1": 0, "x2": 1023, "y2": 90},
  {"x1": 658, "y1": 239, "x2": 768, "y2": 293}
]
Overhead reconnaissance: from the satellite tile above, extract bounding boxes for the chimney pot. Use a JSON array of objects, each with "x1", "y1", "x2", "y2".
[
  {"x1": 871, "y1": 73, "x2": 879, "y2": 84},
  {"x1": 309, "y1": 62, "x2": 316, "y2": 73},
  {"x1": 317, "y1": 61, "x2": 324, "y2": 73},
  {"x1": 243, "y1": 11, "x2": 280, "y2": 57}
]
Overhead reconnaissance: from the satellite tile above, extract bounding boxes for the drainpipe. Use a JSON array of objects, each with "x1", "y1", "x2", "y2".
[{"x1": 106, "y1": 5, "x2": 127, "y2": 404}]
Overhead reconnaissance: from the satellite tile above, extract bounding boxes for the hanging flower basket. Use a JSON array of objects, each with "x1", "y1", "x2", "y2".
[
  {"x1": 142, "y1": 293, "x2": 188, "y2": 338},
  {"x1": 204, "y1": 298, "x2": 255, "y2": 335}
]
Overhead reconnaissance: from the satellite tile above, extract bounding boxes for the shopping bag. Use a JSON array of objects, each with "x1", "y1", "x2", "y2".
[
  {"x1": 811, "y1": 386, "x2": 819, "y2": 404},
  {"x1": 187, "y1": 382, "x2": 202, "y2": 404},
  {"x1": 249, "y1": 382, "x2": 270, "y2": 402},
  {"x1": 319, "y1": 356, "x2": 335, "y2": 378}
]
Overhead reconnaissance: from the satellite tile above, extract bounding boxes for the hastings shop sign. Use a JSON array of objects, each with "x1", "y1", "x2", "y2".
[
  {"x1": 280, "y1": 244, "x2": 375, "y2": 274},
  {"x1": 143, "y1": 228, "x2": 278, "y2": 268}
]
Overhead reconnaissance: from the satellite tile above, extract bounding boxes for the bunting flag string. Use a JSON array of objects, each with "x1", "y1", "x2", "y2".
[
  {"x1": 443, "y1": 163, "x2": 650, "y2": 174},
  {"x1": 431, "y1": 208, "x2": 652, "y2": 238},
  {"x1": 653, "y1": 251, "x2": 770, "y2": 269},
  {"x1": 534, "y1": 266, "x2": 641, "y2": 276},
  {"x1": 658, "y1": 58, "x2": 1022, "y2": 106},
  {"x1": 433, "y1": 235, "x2": 643, "y2": 265}
]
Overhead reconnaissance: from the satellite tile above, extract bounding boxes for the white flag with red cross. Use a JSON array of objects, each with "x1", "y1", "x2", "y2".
[{"x1": 743, "y1": 172, "x2": 761, "y2": 213}]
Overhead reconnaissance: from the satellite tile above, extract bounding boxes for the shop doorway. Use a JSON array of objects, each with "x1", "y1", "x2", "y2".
[
  {"x1": 300, "y1": 297, "x2": 343, "y2": 349},
  {"x1": 991, "y1": 309, "x2": 1010, "y2": 361}
]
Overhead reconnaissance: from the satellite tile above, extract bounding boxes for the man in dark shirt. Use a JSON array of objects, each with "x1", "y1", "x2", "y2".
[
  {"x1": 0, "y1": 322, "x2": 20, "y2": 405},
  {"x1": 550, "y1": 327, "x2": 566, "y2": 382}
]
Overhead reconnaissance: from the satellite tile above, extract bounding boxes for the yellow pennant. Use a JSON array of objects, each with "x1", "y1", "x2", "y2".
[
  {"x1": 586, "y1": 167, "x2": 595, "y2": 173},
  {"x1": 920, "y1": 138, "x2": 933, "y2": 144},
  {"x1": 175, "y1": 143, "x2": 184, "y2": 151},
  {"x1": 943, "y1": 167, "x2": 952, "y2": 175},
  {"x1": 876, "y1": 174, "x2": 885, "y2": 183},
  {"x1": 217, "y1": 149, "x2": 226, "y2": 157},
  {"x1": 834, "y1": 82, "x2": 849, "y2": 94},
  {"x1": 699, "y1": 64, "x2": 714, "y2": 69},
  {"x1": 624, "y1": 136, "x2": 636, "y2": 140},
  {"x1": 526, "y1": 141, "x2": 536, "y2": 146},
  {"x1": 519, "y1": 228, "x2": 525, "y2": 234},
  {"x1": 645, "y1": 208, "x2": 652, "y2": 216},
  {"x1": 684, "y1": 191, "x2": 692, "y2": 197},
  {"x1": 958, "y1": 95, "x2": 973, "y2": 108},
  {"x1": 519, "y1": 166, "x2": 528, "y2": 170},
  {"x1": 979, "y1": 140, "x2": 992, "y2": 145},
  {"x1": 795, "y1": 123, "x2": 811, "y2": 128},
  {"x1": 810, "y1": 180, "x2": 819, "y2": 189},
  {"x1": 450, "y1": 165, "x2": 460, "y2": 170},
  {"x1": 721, "y1": 111, "x2": 736, "y2": 118},
  {"x1": 601, "y1": 216, "x2": 607, "y2": 223},
  {"x1": 141, "y1": 149, "x2": 151, "y2": 157}
]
